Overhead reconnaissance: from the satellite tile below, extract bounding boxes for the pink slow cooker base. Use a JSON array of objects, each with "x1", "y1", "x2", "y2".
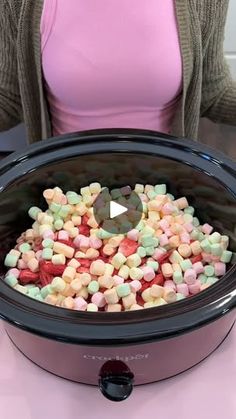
[{"x1": 4, "y1": 311, "x2": 235, "y2": 386}]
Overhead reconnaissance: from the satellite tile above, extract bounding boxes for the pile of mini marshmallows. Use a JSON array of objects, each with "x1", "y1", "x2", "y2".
[{"x1": 3, "y1": 183, "x2": 232, "y2": 312}]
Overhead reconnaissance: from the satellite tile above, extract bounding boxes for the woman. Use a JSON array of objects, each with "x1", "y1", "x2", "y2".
[{"x1": 0, "y1": 0, "x2": 235, "y2": 144}]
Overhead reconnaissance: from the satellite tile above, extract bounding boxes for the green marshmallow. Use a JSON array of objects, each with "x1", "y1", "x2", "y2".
[
  {"x1": 28, "y1": 287, "x2": 40, "y2": 298},
  {"x1": 135, "y1": 220, "x2": 145, "y2": 231},
  {"x1": 192, "y1": 217, "x2": 200, "y2": 227},
  {"x1": 111, "y1": 189, "x2": 122, "y2": 199},
  {"x1": 58, "y1": 205, "x2": 71, "y2": 218},
  {"x1": 141, "y1": 226, "x2": 155, "y2": 236},
  {"x1": 183, "y1": 214, "x2": 193, "y2": 223},
  {"x1": 145, "y1": 246, "x2": 155, "y2": 256},
  {"x1": 190, "y1": 229, "x2": 199, "y2": 240},
  {"x1": 88, "y1": 280, "x2": 99, "y2": 295},
  {"x1": 198, "y1": 232, "x2": 205, "y2": 241},
  {"x1": 209, "y1": 232, "x2": 221, "y2": 244},
  {"x1": 116, "y1": 283, "x2": 131, "y2": 298},
  {"x1": 167, "y1": 193, "x2": 175, "y2": 201},
  {"x1": 28, "y1": 206, "x2": 42, "y2": 220},
  {"x1": 4, "y1": 253, "x2": 19, "y2": 268},
  {"x1": 42, "y1": 238, "x2": 54, "y2": 249},
  {"x1": 220, "y1": 250, "x2": 232, "y2": 263},
  {"x1": 122, "y1": 221, "x2": 133, "y2": 231},
  {"x1": 184, "y1": 206, "x2": 195, "y2": 215},
  {"x1": 200, "y1": 239, "x2": 211, "y2": 253},
  {"x1": 137, "y1": 247, "x2": 146, "y2": 258},
  {"x1": 154, "y1": 184, "x2": 167, "y2": 195},
  {"x1": 54, "y1": 219, "x2": 64, "y2": 230},
  {"x1": 204, "y1": 265, "x2": 215, "y2": 277},
  {"x1": 176, "y1": 293, "x2": 185, "y2": 301},
  {"x1": 180, "y1": 259, "x2": 192, "y2": 272},
  {"x1": 66, "y1": 192, "x2": 81, "y2": 205},
  {"x1": 130, "y1": 192, "x2": 141, "y2": 207},
  {"x1": 198, "y1": 274, "x2": 207, "y2": 284},
  {"x1": 173, "y1": 271, "x2": 183, "y2": 284},
  {"x1": 42, "y1": 248, "x2": 53, "y2": 260},
  {"x1": 4, "y1": 274, "x2": 18, "y2": 287},
  {"x1": 147, "y1": 190, "x2": 157, "y2": 200},
  {"x1": 19, "y1": 243, "x2": 31, "y2": 253},
  {"x1": 141, "y1": 202, "x2": 148, "y2": 213},
  {"x1": 97, "y1": 229, "x2": 114, "y2": 239},
  {"x1": 146, "y1": 261, "x2": 159, "y2": 271},
  {"x1": 210, "y1": 244, "x2": 223, "y2": 256},
  {"x1": 206, "y1": 277, "x2": 218, "y2": 285},
  {"x1": 49, "y1": 202, "x2": 62, "y2": 213},
  {"x1": 41, "y1": 285, "x2": 53, "y2": 299},
  {"x1": 35, "y1": 294, "x2": 44, "y2": 302},
  {"x1": 26, "y1": 284, "x2": 36, "y2": 290}
]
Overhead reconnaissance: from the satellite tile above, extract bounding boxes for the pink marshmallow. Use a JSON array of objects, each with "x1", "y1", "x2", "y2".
[
  {"x1": 188, "y1": 280, "x2": 201, "y2": 295},
  {"x1": 79, "y1": 236, "x2": 90, "y2": 248},
  {"x1": 17, "y1": 259, "x2": 27, "y2": 270},
  {"x1": 180, "y1": 232, "x2": 190, "y2": 244},
  {"x1": 142, "y1": 266, "x2": 155, "y2": 282},
  {"x1": 60, "y1": 195, "x2": 67, "y2": 205},
  {"x1": 176, "y1": 283, "x2": 189, "y2": 297},
  {"x1": 159, "y1": 234, "x2": 169, "y2": 247},
  {"x1": 7, "y1": 268, "x2": 20, "y2": 279},
  {"x1": 184, "y1": 269, "x2": 197, "y2": 285},
  {"x1": 165, "y1": 229, "x2": 173, "y2": 238},
  {"x1": 153, "y1": 248, "x2": 166, "y2": 261},
  {"x1": 91, "y1": 292, "x2": 106, "y2": 308},
  {"x1": 183, "y1": 222, "x2": 193, "y2": 233},
  {"x1": 201, "y1": 252, "x2": 212, "y2": 263},
  {"x1": 35, "y1": 250, "x2": 43, "y2": 261},
  {"x1": 214, "y1": 262, "x2": 226, "y2": 277},
  {"x1": 193, "y1": 261, "x2": 204, "y2": 274},
  {"x1": 162, "y1": 203, "x2": 175, "y2": 215},
  {"x1": 202, "y1": 223, "x2": 214, "y2": 235},
  {"x1": 127, "y1": 229, "x2": 139, "y2": 242},
  {"x1": 120, "y1": 186, "x2": 132, "y2": 196},
  {"x1": 43, "y1": 229, "x2": 55, "y2": 240},
  {"x1": 163, "y1": 280, "x2": 176, "y2": 291},
  {"x1": 89, "y1": 236, "x2": 103, "y2": 249},
  {"x1": 113, "y1": 275, "x2": 125, "y2": 285},
  {"x1": 73, "y1": 235, "x2": 83, "y2": 248},
  {"x1": 58, "y1": 230, "x2": 69, "y2": 241},
  {"x1": 139, "y1": 194, "x2": 149, "y2": 203},
  {"x1": 130, "y1": 280, "x2": 142, "y2": 293},
  {"x1": 159, "y1": 219, "x2": 169, "y2": 231},
  {"x1": 74, "y1": 297, "x2": 88, "y2": 311}
]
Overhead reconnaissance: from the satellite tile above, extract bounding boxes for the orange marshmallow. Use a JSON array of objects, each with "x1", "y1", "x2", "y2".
[{"x1": 178, "y1": 244, "x2": 192, "y2": 258}]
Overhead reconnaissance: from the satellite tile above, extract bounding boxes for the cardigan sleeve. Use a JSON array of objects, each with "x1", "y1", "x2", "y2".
[
  {"x1": 200, "y1": 0, "x2": 236, "y2": 125},
  {"x1": 0, "y1": 0, "x2": 22, "y2": 132}
]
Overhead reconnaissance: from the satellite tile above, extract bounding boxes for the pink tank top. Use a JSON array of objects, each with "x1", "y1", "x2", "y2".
[{"x1": 41, "y1": 0, "x2": 182, "y2": 136}]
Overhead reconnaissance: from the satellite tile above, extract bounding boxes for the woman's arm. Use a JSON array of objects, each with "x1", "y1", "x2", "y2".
[
  {"x1": 0, "y1": 0, "x2": 22, "y2": 132},
  {"x1": 200, "y1": 0, "x2": 236, "y2": 125}
]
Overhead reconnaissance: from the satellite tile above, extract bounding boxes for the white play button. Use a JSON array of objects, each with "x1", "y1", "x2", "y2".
[
  {"x1": 93, "y1": 187, "x2": 143, "y2": 234},
  {"x1": 110, "y1": 201, "x2": 128, "y2": 219}
]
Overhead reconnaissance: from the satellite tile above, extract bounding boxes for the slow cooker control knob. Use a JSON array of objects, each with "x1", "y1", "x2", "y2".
[{"x1": 99, "y1": 360, "x2": 134, "y2": 402}]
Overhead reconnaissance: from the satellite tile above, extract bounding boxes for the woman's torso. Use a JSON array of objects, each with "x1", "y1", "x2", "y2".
[{"x1": 41, "y1": 0, "x2": 183, "y2": 136}]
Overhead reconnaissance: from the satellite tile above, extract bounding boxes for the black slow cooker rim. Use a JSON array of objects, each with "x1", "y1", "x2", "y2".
[{"x1": 0, "y1": 129, "x2": 235, "y2": 345}]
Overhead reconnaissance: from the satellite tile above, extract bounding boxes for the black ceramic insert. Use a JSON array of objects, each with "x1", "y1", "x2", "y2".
[{"x1": 0, "y1": 129, "x2": 235, "y2": 345}]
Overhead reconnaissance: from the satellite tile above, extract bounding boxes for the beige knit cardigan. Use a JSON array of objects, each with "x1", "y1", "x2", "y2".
[{"x1": 0, "y1": 0, "x2": 236, "y2": 143}]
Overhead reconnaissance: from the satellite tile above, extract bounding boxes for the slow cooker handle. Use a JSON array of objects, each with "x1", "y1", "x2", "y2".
[{"x1": 98, "y1": 360, "x2": 134, "y2": 402}]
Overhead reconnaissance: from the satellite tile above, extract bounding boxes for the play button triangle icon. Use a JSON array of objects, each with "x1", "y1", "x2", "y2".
[{"x1": 110, "y1": 201, "x2": 128, "y2": 219}]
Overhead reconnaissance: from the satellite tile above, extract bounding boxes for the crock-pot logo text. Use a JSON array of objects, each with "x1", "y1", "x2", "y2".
[{"x1": 83, "y1": 354, "x2": 149, "y2": 362}]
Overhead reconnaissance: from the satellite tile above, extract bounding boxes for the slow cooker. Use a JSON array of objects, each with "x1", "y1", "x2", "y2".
[{"x1": 0, "y1": 129, "x2": 235, "y2": 402}]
